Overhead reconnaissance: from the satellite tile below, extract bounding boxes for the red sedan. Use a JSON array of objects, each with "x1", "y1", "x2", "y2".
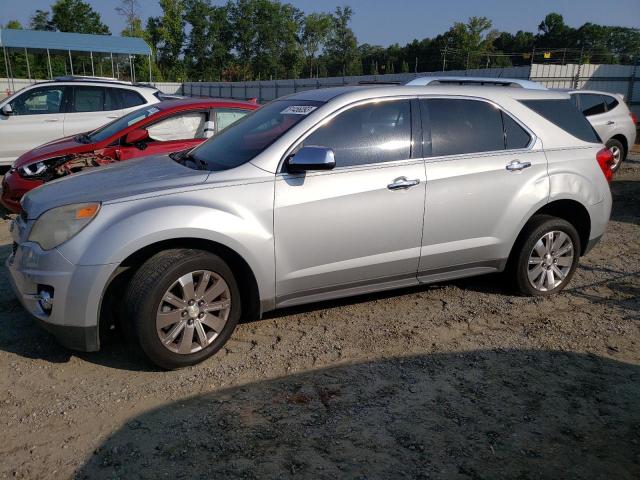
[{"x1": 1, "y1": 98, "x2": 258, "y2": 213}]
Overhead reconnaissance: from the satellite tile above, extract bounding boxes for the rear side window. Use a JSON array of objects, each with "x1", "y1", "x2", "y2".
[
  {"x1": 502, "y1": 112, "x2": 531, "y2": 149},
  {"x1": 118, "y1": 89, "x2": 146, "y2": 108},
  {"x1": 520, "y1": 99, "x2": 600, "y2": 143},
  {"x1": 578, "y1": 94, "x2": 606, "y2": 116},
  {"x1": 425, "y1": 99, "x2": 504, "y2": 156},
  {"x1": 302, "y1": 100, "x2": 412, "y2": 167},
  {"x1": 73, "y1": 86, "x2": 108, "y2": 112},
  {"x1": 604, "y1": 95, "x2": 619, "y2": 111}
]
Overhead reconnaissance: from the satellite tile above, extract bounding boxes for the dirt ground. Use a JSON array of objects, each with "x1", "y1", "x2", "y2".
[{"x1": 0, "y1": 155, "x2": 639, "y2": 480}]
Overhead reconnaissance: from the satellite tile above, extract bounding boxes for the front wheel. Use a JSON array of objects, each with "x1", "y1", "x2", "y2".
[
  {"x1": 124, "y1": 249, "x2": 241, "y2": 369},
  {"x1": 511, "y1": 215, "x2": 581, "y2": 296}
]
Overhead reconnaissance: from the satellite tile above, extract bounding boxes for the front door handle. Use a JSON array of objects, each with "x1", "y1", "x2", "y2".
[
  {"x1": 106, "y1": 114, "x2": 119, "y2": 119},
  {"x1": 506, "y1": 160, "x2": 531, "y2": 172},
  {"x1": 387, "y1": 176, "x2": 421, "y2": 190},
  {"x1": 44, "y1": 118, "x2": 60, "y2": 123}
]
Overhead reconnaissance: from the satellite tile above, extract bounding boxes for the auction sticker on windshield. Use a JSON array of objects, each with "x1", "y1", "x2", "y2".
[{"x1": 280, "y1": 105, "x2": 317, "y2": 115}]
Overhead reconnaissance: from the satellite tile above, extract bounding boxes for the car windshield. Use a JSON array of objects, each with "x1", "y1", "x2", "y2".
[
  {"x1": 189, "y1": 99, "x2": 324, "y2": 171},
  {"x1": 87, "y1": 105, "x2": 162, "y2": 143}
]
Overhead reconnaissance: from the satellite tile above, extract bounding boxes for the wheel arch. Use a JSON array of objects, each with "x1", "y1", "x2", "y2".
[
  {"x1": 608, "y1": 134, "x2": 628, "y2": 156},
  {"x1": 99, "y1": 237, "x2": 262, "y2": 340}
]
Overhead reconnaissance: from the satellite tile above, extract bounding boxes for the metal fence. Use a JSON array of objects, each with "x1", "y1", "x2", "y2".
[{"x1": 3, "y1": 63, "x2": 639, "y2": 116}]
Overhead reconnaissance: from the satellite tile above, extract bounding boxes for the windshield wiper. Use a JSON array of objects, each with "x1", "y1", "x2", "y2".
[{"x1": 170, "y1": 149, "x2": 208, "y2": 170}]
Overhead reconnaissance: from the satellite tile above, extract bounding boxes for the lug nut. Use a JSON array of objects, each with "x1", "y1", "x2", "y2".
[
  {"x1": 198, "y1": 300, "x2": 205, "y2": 307},
  {"x1": 182, "y1": 311, "x2": 187, "y2": 317},
  {"x1": 198, "y1": 312, "x2": 205, "y2": 319},
  {"x1": 188, "y1": 300, "x2": 195, "y2": 306}
]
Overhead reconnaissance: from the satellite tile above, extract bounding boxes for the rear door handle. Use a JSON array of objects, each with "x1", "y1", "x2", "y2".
[
  {"x1": 387, "y1": 176, "x2": 421, "y2": 190},
  {"x1": 506, "y1": 160, "x2": 531, "y2": 172},
  {"x1": 106, "y1": 114, "x2": 119, "y2": 119},
  {"x1": 44, "y1": 118, "x2": 60, "y2": 123},
  {"x1": 606, "y1": 120, "x2": 615, "y2": 125}
]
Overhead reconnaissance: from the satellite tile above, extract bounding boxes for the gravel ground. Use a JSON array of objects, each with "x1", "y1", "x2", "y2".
[{"x1": 0, "y1": 155, "x2": 639, "y2": 479}]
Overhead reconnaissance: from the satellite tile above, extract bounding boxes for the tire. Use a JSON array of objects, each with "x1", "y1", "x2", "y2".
[
  {"x1": 123, "y1": 249, "x2": 241, "y2": 369},
  {"x1": 510, "y1": 215, "x2": 581, "y2": 296},
  {"x1": 605, "y1": 138, "x2": 625, "y2": 172}
]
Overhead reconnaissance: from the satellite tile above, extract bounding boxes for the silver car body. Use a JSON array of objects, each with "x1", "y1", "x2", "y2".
[{"x1": 7, "y1": 85, "x2": 612, "y2": 351}]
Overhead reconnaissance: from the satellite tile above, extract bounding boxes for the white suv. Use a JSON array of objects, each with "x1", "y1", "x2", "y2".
[
  {"x1": 569, "y1": 90, "x2": 637, "y2": 171},
  {"x1": 0, "y1": 77, "x2": 162, "y2": 165}
]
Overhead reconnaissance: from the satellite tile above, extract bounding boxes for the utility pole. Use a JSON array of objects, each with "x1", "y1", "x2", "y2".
[{"x1": 442, "y1": 45, "x2": 447, "y2": 72}]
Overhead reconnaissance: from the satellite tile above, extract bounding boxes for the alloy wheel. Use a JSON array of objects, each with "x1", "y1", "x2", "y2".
[
  {"x1": 156, "y1": 270, "x2": 231, "y2": 354},
  {"x1": 527, "y1": 231, "x2": 574, "y2": 292}
]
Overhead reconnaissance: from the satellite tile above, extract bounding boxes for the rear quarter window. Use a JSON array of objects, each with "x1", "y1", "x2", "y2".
[{"x1": 520, "y1": 99, "x2": 601, "y2": 143}]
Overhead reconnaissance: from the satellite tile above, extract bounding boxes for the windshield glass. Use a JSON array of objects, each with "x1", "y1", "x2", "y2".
[
  {"x1": 189, "y1": 99, "x2": 323, "y2": 170},
  {"x1": 88, "y1": 105, "x2": 162, "y2": 142}
]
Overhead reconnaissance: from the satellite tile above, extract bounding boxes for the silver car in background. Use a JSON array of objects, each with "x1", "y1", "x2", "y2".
[{"x1": 7, "y1": 85, "x2": 614, "y2": 369}]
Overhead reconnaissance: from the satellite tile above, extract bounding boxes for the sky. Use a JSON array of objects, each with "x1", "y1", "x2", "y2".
[{"x1": 1, "y1": 0, "x2": 639, "y2": 47}]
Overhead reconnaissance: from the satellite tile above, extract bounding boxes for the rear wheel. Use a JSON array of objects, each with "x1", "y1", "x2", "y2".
[
  {"x1": 511, "y1": 215, "x2": 580, "y2": 296},
  {"x1": 605, "y1": 138, "x2": 625, "y2": 172},
  {"x1": 124, "y1": 249, "x2": 241, "y2": 369}
]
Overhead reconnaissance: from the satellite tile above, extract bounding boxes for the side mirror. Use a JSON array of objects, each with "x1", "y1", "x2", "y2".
[
  {"x1": 287, "y1": 146, "x2": 335, "y2": 173},
  {"x1": 1, "y1": 104, "x2": 13, "y2": 116},
  {"x1": 125, "y1": 128, "x2": 149, "y2": 147}
]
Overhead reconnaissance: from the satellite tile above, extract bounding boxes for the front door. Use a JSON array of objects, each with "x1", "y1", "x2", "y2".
[
  {"x1": 0, "y1": 85, "x2": 67, "y2": 163},
  {"x1": 274, "y1": 98, "x2": 426, "y2": 307}
]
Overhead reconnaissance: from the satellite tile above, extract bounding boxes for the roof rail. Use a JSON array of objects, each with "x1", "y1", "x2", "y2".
[
  {"x1": 52, "y1": 76, "x2": 158, "y2": 89},
  {"x1": 405, "y1": 76, "x2": 547, "y2": 90}
]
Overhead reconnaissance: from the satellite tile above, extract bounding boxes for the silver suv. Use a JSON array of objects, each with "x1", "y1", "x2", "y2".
[{"x1": 7, "y1": 85, "x2": 613, "y2": 369}]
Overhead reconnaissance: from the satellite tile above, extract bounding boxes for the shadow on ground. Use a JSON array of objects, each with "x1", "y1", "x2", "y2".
[{"x1": 75, "y1": 350, "x2": 640, "y2": 479}]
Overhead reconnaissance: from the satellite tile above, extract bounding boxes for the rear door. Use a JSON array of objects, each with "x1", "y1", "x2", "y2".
[
  {"x1": 0, "y1": 85, "x2": 67, "y2": 163},
  {"x1": 116, "y1": 110, "x2": 209, "y2": 160},
  {"x1": 63, "y1": 86, "x2": 123, "y2": 136},
  {"x1": 274, "y1": 98, "x2": 426, "y2": 306},
  {"x1": 418, "y1": 97, "x2": 548, "y2": 278}
]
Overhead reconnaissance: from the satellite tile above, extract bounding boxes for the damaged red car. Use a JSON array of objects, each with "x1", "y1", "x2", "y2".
[{"x1": 1, "y1": 98, "x2": 258, "y2": 212}]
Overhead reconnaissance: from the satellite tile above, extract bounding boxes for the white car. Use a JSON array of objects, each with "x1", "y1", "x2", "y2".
[
  {"x1": 569, "y1": 90, "x2": 637, "y2": 171},
  {"x1": 0, "y1": 77, "x2": 162, "y2": 165}
]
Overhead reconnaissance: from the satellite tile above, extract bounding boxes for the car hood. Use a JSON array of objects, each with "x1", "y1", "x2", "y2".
[
  {"x1": 22, "y1": 155, "x2": 209, "y2": 219},
  {"x1": 13, "y1": 134, "x2": 92, "y2": 168}
]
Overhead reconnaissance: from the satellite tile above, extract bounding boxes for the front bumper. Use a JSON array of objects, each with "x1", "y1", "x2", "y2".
[
  {"x1": 0, "y1": 170, "x2": 43, "y2": 213},
  {"x1": 6, "y1": 233, "x2": 115, "y2": 352}
]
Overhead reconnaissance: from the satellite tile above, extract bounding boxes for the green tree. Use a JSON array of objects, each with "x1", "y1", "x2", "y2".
[
  {"x1": 301, "y1": 13, "x2": 333, "y2": 77},
  {"x1": 5, "y1": 20, "x2": 23, "y2": 29},
  {"x1": 148, "y1": 0, "x2": 186, "y2": 81},
  {"x1": 443, "y1": 16, "x2": 498, "y2": 69},
  {"x1": 29, "y1": 10, "x2": 55, "y2": 31},
  {"x1": 51, "y1": 0, "x2": 111, "y2": 34},
  {"x1": 324, "y1": 6, "x2": 360, "y2": 76}
]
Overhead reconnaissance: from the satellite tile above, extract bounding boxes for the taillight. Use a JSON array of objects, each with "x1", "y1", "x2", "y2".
[
  {"x1": 631, "y1": 112, "x2": 638, "y2": 125},
  {"x1": 596, "y1": 148, "x2": 614, "y2": 183}
]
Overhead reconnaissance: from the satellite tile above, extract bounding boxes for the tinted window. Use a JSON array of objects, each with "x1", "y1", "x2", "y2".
[
  {"x1": 119, "y1": 89, "x2": 146, "y2": 108},
  {"x1": 147, "y1": 112, "x2": 207, "y2": 141},
  {"x1": 190, "y1": 100, "x2": 323, "y2": 171},
  {"x1": 604, "y1": 95, "x2": 619, "y2": 111},
  {"x1": 302, "y1": 100, "x2": 412, "y2": 167},
  {"x1": 426, "y1": 99, "x2": 504, "y2": 156},
  {"x1": 578, "y1": 94, "x2": 606, "y2": 116},
  {"x1": 520, "y1": 99, "x2": 600, "y2": 143},
  {"x1": 10, "y1": 86, "x2": 65, "y2": 115},
  {"x1": 502, "y1": 112, "x2": 531, "y2": 149},
  {"x1": 73, "y1": 86, "x2": 108, "y2": 112}
]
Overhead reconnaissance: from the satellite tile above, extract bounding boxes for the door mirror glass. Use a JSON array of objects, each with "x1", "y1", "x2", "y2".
[
  {"x1": 287, "y1": 146, "x2": 336, "y2": 172},
  {"x1": 125, "y1": 128, "x2": 149, "y2": 146},
  {"x1": 1, "y1": 104, "x2": 13, "y2": 116}
]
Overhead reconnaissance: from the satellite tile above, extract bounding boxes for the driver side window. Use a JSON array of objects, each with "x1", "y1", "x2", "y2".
[{"x1": 10, "y1": 86, "x2": 66, "y2": 116}]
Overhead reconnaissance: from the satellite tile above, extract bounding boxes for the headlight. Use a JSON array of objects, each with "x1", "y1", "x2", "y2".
[
  {"x1": 21, "y1": 161, "x2": 49, "y2": 177},
  {"x1": 28, "y1": 202, "x2": 100, "y2": 250}
]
